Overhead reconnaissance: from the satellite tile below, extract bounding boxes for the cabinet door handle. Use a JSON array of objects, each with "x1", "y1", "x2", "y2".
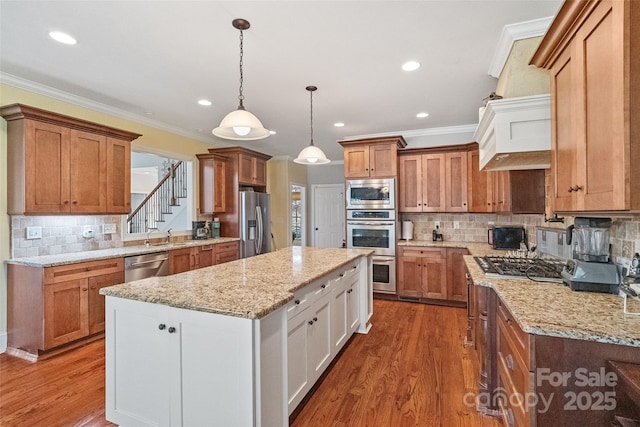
[
  {"x1": 308, "y1": 320, "x2": 314, "y2": 325},
  {"x1": 168, "y1": 326, "x2": 176, "y2": 333},
  {"x1": 313, "y1": 317, "x2": 318, "y2": 322},
  {"x1": 64, "y1": 200, "x2": 69, "y2": 205},
  {"x1": 158, "y1": 324, "x2": 166, "y2": 330},
  {"x1": 295, "y1": 299, "x2": 301, "y2": 305},
  {"x1": 82, "y1": 288, "x2": 88, "y2": 291},
  {"x1": 90, "y1": 285, "x2": 96, "y2": 290},
  {"x1": 321, "y1": 284, "x2": 326, "y2": 289},
  {"x1": 568, "y1": 187, "x2": 574, "y2": 193},
  {"x1": 72, "y1": 200, "x2": 78, "y2": 205}
]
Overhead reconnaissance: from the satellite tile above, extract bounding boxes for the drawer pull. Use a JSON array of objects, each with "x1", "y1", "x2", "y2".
[
  {"x1": 308, "y1": 319, "x2": 314, "y2": 325},
  {"x1": 321, "y1": 284, "x2": 326, "y2": 289},
  {"x1": 158, "y1": 324, "x2": 166, "y2": 330},
  {"x1": 506, "y1": 354, "x2": 515, "y2": 371},
  {"x1": 168, "y1": 326, "x2": 176, "y2": 333},
  {"x1": 295, "y1": 299, "x2": 301, "y2": 305}
]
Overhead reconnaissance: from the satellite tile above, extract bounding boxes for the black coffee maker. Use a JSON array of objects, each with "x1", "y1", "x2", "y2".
[{"x1": 192, "y1": 221, "x2": 209, "y2": 240}]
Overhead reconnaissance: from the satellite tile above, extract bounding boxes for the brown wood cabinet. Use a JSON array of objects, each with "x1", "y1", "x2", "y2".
[
  {"x1": 467, "y1": 149, "x2": 491, "y2": 212},
  {"x1": 215, "y1": 241, "x2": 240, "y2": 264},
  {"x1": 398, "y1": 147, "x2": 469, "y2": 213},
  {"x1": 169, "y1": 241, "x2": 239, "y2": 274},
  {"x1": 397, "y1": 247, "x2": 468, "y2": 303},
  {"x1": 239, "y1": 152, "x2": 268, "y2": 186},
  {"x1": 203, "y1": 147, "x2": 272, "y2": 238},
  {"x1": 197, "y1": 153, "x2": 227, "y2": 214},
  {"x1": 0, "y1": 104, "x2": 139, "y2": 215},
  {"x1": 7, "y1": 258, "x2": 124, "y2": 356},
  {"x1": 531, "y1": 0, "x2": 640, "y2": 212},
  {"x1": 339, "y1": 136, "x2": 407, "y2": 179}
]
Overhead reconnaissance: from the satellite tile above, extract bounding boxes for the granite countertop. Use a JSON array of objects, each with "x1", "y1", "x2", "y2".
[
  {"x1": 464, "y1": 254, "x2": 640, "y2": 348},
  {"x1": 5, "y1": 237, "x2": 240, "y2": 267},
  {"x1": 101, "y1": 247, "x2": 373, "y2": 319}
]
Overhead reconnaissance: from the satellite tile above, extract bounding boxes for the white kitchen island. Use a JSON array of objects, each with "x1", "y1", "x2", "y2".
[{"x1": 100, "y1": 247, "x2": 373, "y2": 427}]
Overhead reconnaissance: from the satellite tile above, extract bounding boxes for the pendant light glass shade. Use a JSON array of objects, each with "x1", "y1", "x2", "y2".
[
  {"x1": 294, "y1": 86, "x2": 331, "y2": 165},
  {"x1": 213, "y1": 108, "x2": 271, "y2": 140},
  {"x1": 213, "y1": 19, "x2": 270, "y2": 141}
]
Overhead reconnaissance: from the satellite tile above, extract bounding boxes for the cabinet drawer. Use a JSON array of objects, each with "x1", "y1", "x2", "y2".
[
  {"x1": 44, "y1": 258, "x2": 124, "y2": 284},
  {"x1": 497, "y1": 299, "x2": 529, "y2": 365},
  {"x1": 287, "y1": 288, "x2": 311, "y2": 320},
  {"x1": 215, "y1": 241, "x2": 239, "y2": 264}
]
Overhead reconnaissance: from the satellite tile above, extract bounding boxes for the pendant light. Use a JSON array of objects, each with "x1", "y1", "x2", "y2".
[
  {"x1": 294, "y1": 86, "x2": 330, "y2": 165},
  {"x1": 213, "y1": 19, "x2": 270, "y2": 141}
]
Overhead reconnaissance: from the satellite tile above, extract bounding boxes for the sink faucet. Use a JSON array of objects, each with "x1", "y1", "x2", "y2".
[{"x1": 166, "y1": 228, "x2": 172, "y2": 244}]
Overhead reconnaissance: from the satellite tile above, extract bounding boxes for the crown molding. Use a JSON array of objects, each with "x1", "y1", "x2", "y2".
[
  {"x1": 342, "y1": 124, "x2": 477, "y2": 141},
  {"x1": 488, "y1": 16, "x2": 554, "y2": 79},
  {"x1": 0, "y1": 73, "x2": 227, "y2": 146}
]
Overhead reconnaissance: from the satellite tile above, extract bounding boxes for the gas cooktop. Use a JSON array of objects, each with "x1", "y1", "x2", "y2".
[{"x1": 474, "y1": 255, "x2": 566, "y2": 283}]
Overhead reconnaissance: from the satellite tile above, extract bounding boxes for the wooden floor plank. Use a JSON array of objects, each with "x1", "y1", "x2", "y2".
[{"x1": 0, "y1": 299, "x2": 500, "y2": 427}]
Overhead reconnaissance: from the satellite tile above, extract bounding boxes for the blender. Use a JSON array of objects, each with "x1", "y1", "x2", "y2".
[{"x1": 562, "y1": 217, "x2": 620, "y2": 293}]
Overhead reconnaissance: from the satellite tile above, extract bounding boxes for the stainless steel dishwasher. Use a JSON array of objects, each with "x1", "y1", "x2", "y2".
[{"x1": 124, "y1": 252, "x2": 170, "y2": 281}]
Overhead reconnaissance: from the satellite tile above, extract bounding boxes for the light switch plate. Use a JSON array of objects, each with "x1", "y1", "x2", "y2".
[
  {"x1": 103, "y1": 223, "x2": 117, "y2": 234},
  {"x1": 26, "y1": 226, "x2": 42, "y2": 239}
]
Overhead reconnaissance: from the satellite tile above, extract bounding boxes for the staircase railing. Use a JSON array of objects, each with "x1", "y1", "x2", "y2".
[{"x1": 127, "y1": 160, "x2": 187, "y2": 233}]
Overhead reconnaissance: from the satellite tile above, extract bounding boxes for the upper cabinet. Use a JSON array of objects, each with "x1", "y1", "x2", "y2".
[
  {"x1": 339, "y1": 136, "x2": 407, "y2": 179},
  {"x1": 398, "y1": 145, "x2": 469, "y2": 213},
  {"x1": 202, "y1": 147, "x2": 272, "y2": 238},
  {"x1": 1, "y1": 104, "x2": 140, "y2": 215},
  {"x1": 196, "y1": 153, "x2": 227, "y2": 214},
  {"x1": 531, "y1": 0, "x2": 640, "y2": 212}
]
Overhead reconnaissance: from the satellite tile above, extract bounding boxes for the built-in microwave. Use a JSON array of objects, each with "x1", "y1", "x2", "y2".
[{"x1": 346, "y1": 178, "x2": 395, "y2": 210}]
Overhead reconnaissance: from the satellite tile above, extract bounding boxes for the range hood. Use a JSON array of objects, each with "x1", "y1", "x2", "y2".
[{"x1": 474, "y1": 93, "x2": 551, "y2": 171}]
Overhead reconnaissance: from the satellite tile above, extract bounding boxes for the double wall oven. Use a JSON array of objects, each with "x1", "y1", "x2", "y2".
[{"x1": 346, "y1": 178, "x2": 397, "y2": 294}]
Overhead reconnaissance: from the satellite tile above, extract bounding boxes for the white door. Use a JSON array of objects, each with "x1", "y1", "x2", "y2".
[{"x1": 312, "y1": 184, "x2": 345, "y2": 248}]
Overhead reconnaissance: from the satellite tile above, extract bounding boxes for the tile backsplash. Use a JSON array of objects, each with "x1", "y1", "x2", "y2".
[
  {"x1": 400, "y1": 212, "x2": 640, "y2": 260},
  {"x1": 10, "y1": 215, "x2": 124, "y2": 258},
  {"x1": 9, "y1": 212, "x2": 640, "y2": 261}
]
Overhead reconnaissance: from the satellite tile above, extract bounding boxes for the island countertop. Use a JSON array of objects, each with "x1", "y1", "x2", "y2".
[{"x1": 100, "y1": 246, "x2": 373, "y2": 319}]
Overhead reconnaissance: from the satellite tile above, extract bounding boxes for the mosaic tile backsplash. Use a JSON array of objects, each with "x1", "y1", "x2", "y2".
[
  {"x1": 400, "y1": 212, "x2": 640, "y2": 260},
  {"x1": 9, "y1": 213, "x2": 640, "y2": 261}
]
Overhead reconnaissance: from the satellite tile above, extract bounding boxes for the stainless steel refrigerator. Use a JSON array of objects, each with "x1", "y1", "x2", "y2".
[{"x1": 240, "y1": 191, "x2": 271, "y2": 258}]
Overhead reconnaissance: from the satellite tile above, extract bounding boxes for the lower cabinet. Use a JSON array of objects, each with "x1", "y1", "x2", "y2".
[
  {"x1": 169, "y1": 241, "x2": 240, "y2": 274},
  {"x1": 397, "y1": 246, "x2": 469, "y2": 303},
  {"x1": 105, "y1": 296, "x2": 284, "y2": 427},
  {"x1": 8, "y1": 258, "x2": 124, "y2": 356},
  {"x1": 287, "y1": 260, "x2": 364, "y2": 415}
]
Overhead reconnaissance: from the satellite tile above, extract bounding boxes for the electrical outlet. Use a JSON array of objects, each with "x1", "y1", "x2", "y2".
[
  {"x1": 453, "y1": 221, "x2": 460, "y2": 229},
  {"x1": 26, "y1": 226, "x2": 42, "y2": 239},
  {"x1": 488, "y1": 221, "x2": 495, "y2": 225},
  {"x1": 434, "y1": 221, "x2": 440, "y2": 228},
  {"x1": 103, "y1": 223, "x2": 117, "y2": 234},
  {"x1": 82, "y1": 225, "x2": 95, "y2": 238}
]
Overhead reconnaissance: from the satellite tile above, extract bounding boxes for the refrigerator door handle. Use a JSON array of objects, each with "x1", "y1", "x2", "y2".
[{"x1": 255, "y1": 206, "x2": 263, "y2": 255}]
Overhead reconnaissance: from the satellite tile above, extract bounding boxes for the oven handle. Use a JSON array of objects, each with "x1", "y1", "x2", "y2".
[
  {"x1": 372, "y1": 256, "x2": 396, "y2": 262},
  {"x1": 348, "y1": 222, "x2": 395, "y2": 226}
]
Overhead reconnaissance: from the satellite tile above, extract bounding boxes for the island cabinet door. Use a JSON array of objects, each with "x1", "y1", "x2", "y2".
[
  {"x1": 308, "y1": 291, "x2": 333, "y2": 380},
  {"x1": 347, "y1": 276, "x2": 361, "y2": 335},
  {"x1": 287, "y1": 309, "x2": 312, "y2": 414},
  {"x1": 330, "y1": 275, "x2": 349, "y2": 353},
  {"x1": 105, "y1": 297, "x2": 259, "y2": 427}
]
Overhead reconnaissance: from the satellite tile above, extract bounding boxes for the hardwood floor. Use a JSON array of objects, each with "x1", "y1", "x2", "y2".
[
  {"x1": 291, "y1": 299, "x2": 500, "y2": 427},
  {"x1": 0, "y1": 299, "x2": 499, "y2": 427}
]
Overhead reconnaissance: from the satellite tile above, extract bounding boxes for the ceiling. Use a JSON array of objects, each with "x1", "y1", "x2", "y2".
[{"x1": 0, "y1": 0, "x2": 561, "y2": 162}]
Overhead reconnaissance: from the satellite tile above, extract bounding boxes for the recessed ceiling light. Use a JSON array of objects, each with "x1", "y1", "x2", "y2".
[
  {"x1": 402, "y1": 61, "x2": 421, "y2": 71},
  {"x1": 416, "y1": 112, "x2": 429, "y2": 118},
  {"x1": 269, "y1": 130, "x2": 277, "y2": 135},
  {"x1": 334, "y1": 122, "x2": 345, "y2": 127},
  {"x1": 198, "y1": 99, "x2": 212, "y2": 106},
  {"x1": 49, "y1": 31, "x2": 77, "y2": 45}
]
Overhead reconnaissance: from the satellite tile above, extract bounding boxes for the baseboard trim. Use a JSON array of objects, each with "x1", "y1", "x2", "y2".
[{"x1": 0, "y1": 332, "x2": 6, "y2": 354}]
